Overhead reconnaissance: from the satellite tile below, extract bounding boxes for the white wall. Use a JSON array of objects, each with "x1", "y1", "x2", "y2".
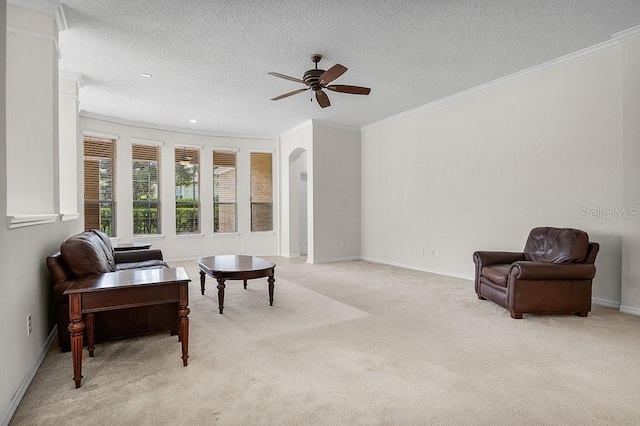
[
  {"x1": 1, "y1": 2, "x2": 83, "y2": 423},
  {"x1": 621, "y1": 34, "x2": 640, "y2": 314},
  {"x1": 312, "y1": 122, "x2": 361, "y2": 263},
  {"x1": 5, "y1": 5, "x2": 56, "y2": 216},
  {"x1": 279, "y1": 121, "x2": 313, "y2": 259},
  {"x1": 79, "y1": 117, "x2": 279, "y2": 260},
  {"x1": 361, "y1": 46, "x2": 626, "y2": 307}
]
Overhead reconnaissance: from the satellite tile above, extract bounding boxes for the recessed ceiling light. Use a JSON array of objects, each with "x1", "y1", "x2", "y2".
[
  {"x1": 141, "y1": 73, "x2": 152, "y2": 78},
  {"x1": 189, "y1": 119, "x2": 198, "y2": 123}
]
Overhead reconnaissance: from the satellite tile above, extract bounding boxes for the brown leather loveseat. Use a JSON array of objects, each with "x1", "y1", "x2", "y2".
[
  {"x1": 47, "y1": 229, "x2": 176, "y2": 351},
  {"x1": 473, "y1": 227, "x2": 599, "y2": 319}
]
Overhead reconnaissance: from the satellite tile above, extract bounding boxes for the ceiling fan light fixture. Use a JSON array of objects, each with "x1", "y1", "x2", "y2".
[{"x1": 179, "y1": 148, "x2": 192, "y2": 165}]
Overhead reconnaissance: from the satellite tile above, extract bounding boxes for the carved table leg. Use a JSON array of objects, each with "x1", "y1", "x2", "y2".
[
  {"x1": 243, "y1": 279, "x2": 247, "y2": 289},
  {"x1": 86, "y1": 313, "x2": 95, "y2": 357},
  {"x1": 68, "y1": 293, "x2": 84, "y2": 388},
  {"x1": 200, "y1": 270, "x2": 206, "y2": 295},
  {"x1": 217, "y1": 278, "x2": 226, "y2": 314},
  {"x1": 268, "y1": 274, "x2": 275, "y2": 306},
  {"x1": 178, "y1": 282, "x2": 190, "y2": 366}
]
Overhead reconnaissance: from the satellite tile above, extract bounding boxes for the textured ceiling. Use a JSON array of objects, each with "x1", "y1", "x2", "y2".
[{"x1": 58, "y1": 0, "x2": 640, "y2": 137}]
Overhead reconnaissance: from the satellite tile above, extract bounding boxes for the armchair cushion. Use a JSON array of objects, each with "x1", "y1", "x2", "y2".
[
  {"x1": 116, "y1": 259, "x2": 168, "y2": 271},
  {"x1": 481, "y1": 264, "x2": 511, "y2": 287},
  {"x1": 60, "y1": 230, "x2": 115, "y2": 275},
  {"x1": 524, "y1": 227, "x2": 589, "y2": 264}
]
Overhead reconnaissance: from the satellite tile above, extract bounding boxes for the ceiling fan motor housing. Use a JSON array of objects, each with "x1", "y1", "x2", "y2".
[{"x1": 303, "y1": 69, "x2": 325, "y2": 91}]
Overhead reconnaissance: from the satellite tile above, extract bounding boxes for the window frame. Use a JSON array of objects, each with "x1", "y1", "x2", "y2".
[
  {"x1": 132, "y1": 141, "x2": 162, "y2": 236},
  {"x1": 174, "y1": 145, "x2": 201, "y2": 235},
  {"x1": 213, "y1": 148, "x2": 238, "y2": 234},
  {"x1": 249, "y1": 150, "x2": 274, "y2": 233},
  {"x1": 83, "y1": 133, "x2": 118, "y2": 237}
]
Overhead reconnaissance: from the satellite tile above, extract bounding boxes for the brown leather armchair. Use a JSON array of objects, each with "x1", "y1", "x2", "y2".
[
  {"x1": 473, "y1": 227, "x2": 599, "y2": 319},
  {"x1": 47, "y1": 230, "x2": 176, "y2": 351}
]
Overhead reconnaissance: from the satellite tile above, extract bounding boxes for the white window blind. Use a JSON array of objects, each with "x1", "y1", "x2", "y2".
[
  {"x1": 133, "y1": 143, "x2": 160, "y2": 235},
  {"x1": 250, "y1": 152, "x2": 273, "y2": 232},
  {"x1": 213, "y1": 150, "x2": 237, "y2": 233},
  {"x1": 175, "y1": 147, "x2": 200, "y2": 234},
  {"x1": 84, "y1": 136, "x2": 117, "y2": 236}
]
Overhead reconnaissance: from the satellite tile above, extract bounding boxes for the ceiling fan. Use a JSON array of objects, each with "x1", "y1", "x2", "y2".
[{"x1": 268, "y1": 54, "x2": 371, "y2": 108}]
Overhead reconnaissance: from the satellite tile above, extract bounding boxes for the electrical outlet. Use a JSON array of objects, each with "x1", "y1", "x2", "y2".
[
  {"x1": 431, "y1": 250, "x2": 436, "y2": 256},
  {"x1": 241, "y1": 239, "x2": 247, "y2": 245},
  {"x1": 417, "y1": 247, "x2": 424, "y2": 255},
  {"x1": 27, "y1": 314, "x2": 32, "y2": 336},
  {"x1": 339, "y1": 241, "x2": 345, "y2": 248}
]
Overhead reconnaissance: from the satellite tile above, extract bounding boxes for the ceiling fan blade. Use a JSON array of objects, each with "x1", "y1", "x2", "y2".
[
  {"x1": 326, "y1": 85, "x2": 371, "y2": 95},
  {"x1": 268, "y1": 72, "x2": 306, "y2": 85},
  {"x1": 271, "y1": 88, "x2": 309, "y2": 101},
  {"x1": 319, "y1": 64, "x2": 347, "y2": 85},
  {"x1": 315, "y1": 90, "x2": 330, "y2": 108}
]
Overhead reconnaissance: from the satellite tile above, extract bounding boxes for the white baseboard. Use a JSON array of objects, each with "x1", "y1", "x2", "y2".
[
  {"x1": 310, "y1": 255, "x2": 361, "y2": 264},
  {"x1": 360, "y1": 255, "x2": 474, "y2": 281},
  {"x1": 620, "y1": 305, "x2": 640, "y2": 316},
  {"x1": 592, "y1": 298, "x2": 621, "y2": 309},
  {"x1": 2, "y1": 326, "x2": 57, "y2": 426}
]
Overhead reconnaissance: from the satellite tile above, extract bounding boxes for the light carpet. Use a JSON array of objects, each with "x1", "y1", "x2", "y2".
[{"x1": 10, "y1": 257, "x2": 640, "y2": 425}]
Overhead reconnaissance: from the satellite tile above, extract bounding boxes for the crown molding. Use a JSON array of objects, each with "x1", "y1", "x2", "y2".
[
  {"x1": 54, "y1": 4, "x2": 67, "y2": 32},
  {"x1": 362, "y1": 37, "x2": 621, "y2": 131},
  {"x1": 311, "y1": 119, "x2": 360, "y2": 132},
  {"x1": 79, "y1": 112, "x2": 277, "y2": 141},
  {"x1": 8, "y1": 0, "x2": 67, "y2": 32},
  {"x1": 59, "y1": 70, "x2": 85, "y2": 88},
  {"x1": 278, "y1": 119, "x2": 359, "y2": 138},
  {"x1": 278, "y1": 120, "x2": 313, "y2": 138},
  {"x1": 612, "y1": 25, "x2": 640, "y2": 43}
]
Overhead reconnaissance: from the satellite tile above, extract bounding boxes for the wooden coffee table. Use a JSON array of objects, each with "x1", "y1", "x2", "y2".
[
  {"x1": 64, "y1": 267, "x2": 191, "y2": 388},
  {"x1": 197, "y1": 255, "x2": 276, "y2": 314}
]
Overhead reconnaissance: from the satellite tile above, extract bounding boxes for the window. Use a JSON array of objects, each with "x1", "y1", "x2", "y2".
[
  {"x1": 175, "y1": 147, "x2": 200, "y2": 234},
  {"x1": 213, "y1": 150, "x2": 237, "y2": 233},
  {"x1": 84, "y1": 135, "x2": 117, "y2": 236},
  {"x1": 250, "y1": 152, "x2": 273, "y2": 232},
  {"x1": 132, "y1": 143, "x2": 160, "y2": 235}
]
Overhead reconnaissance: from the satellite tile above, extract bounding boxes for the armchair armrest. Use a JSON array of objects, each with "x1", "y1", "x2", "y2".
[
  {"x1": 115, "y1": 249, "x2": 164, "y2": 264},
  {"x1": 511, "y1": 261, "x2": 596, "y2": 280},
  {"x1": 473, "y1": 251, "x2": 526, "y2": 268}
]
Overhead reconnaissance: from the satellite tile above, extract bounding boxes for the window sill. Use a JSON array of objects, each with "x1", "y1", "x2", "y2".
[
  {"x1": 213, "y1": 232, "x2": 240, "y2": 237},
  {"x1": 251, "y1": 231, "x2": 276, "y2": 235},
  {"x1": 8, "y1": 214, "x2": 58, "y2": 229},
  {"x1": 133, "y1": 234, "x2": 165, "y2": 240},
  {"x1": 175, "y1": 233, "x2": 204, "y2": 239}
]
